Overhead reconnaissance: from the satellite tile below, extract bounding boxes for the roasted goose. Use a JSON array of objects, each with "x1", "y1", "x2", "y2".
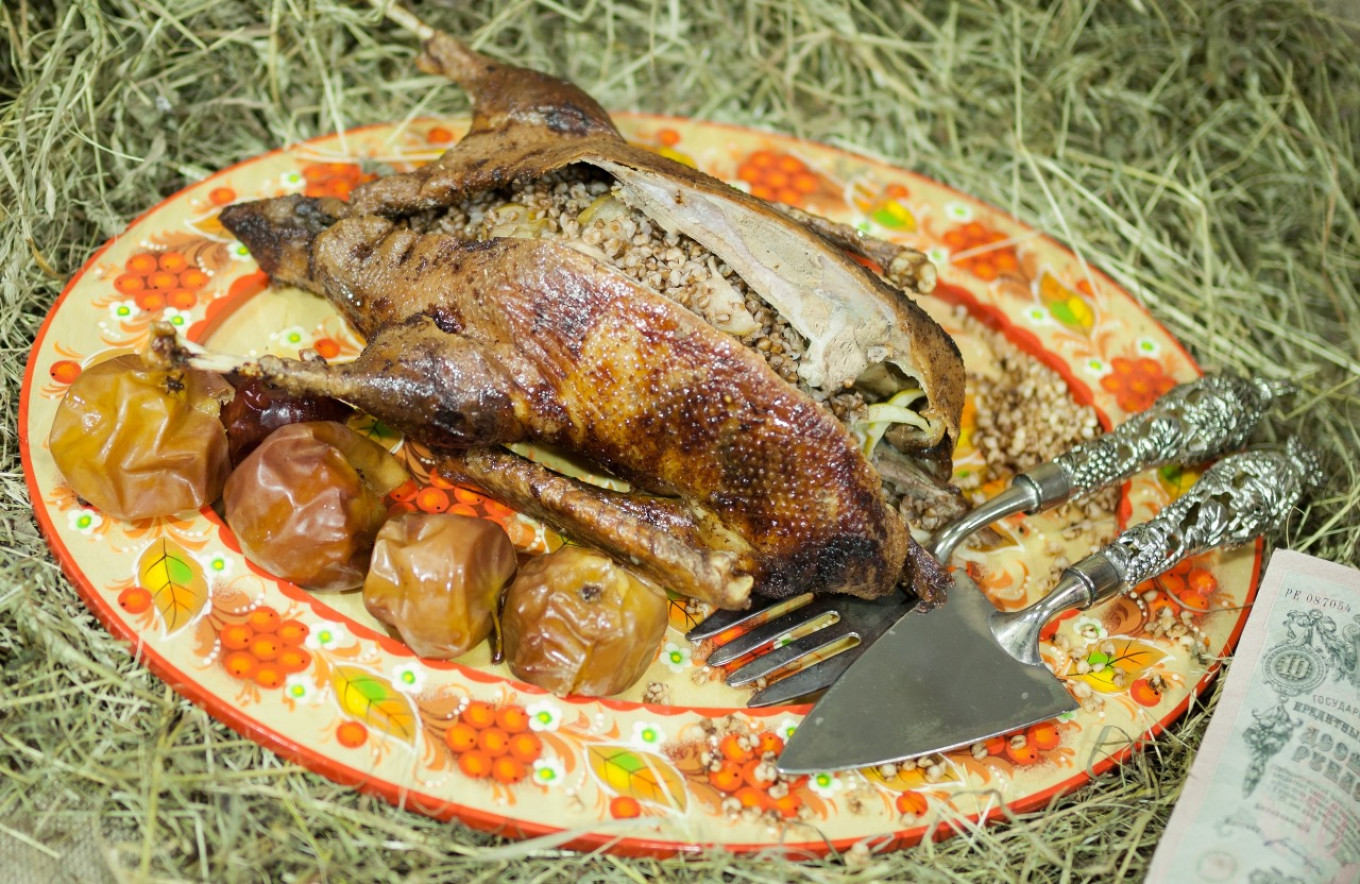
[
  {"x1": 348, "y1": 30, "x2": 963, "y2": 466},
  {"x1": 196, "y1": 24, "x2": 967, "y2": 611}
]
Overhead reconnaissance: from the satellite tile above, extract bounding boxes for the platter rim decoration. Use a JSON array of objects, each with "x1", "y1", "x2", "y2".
[{"x1": 18, "y1": 112, "x2": 1259, "y2": 857}]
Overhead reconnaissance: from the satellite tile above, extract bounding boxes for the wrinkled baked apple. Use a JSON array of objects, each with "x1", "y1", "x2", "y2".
[
  {"x1": 49, "y1": 353, "x2": 232, "y2": 521},
  {"x1": 363, "y1": 513, "x2": 518, "y2": 659},
  {"x1": 223, "y1": 421, "x2": 406, "y2": 591},
  {"x1": 501, "y1": 546, "x2": 669, "y2": 697}
]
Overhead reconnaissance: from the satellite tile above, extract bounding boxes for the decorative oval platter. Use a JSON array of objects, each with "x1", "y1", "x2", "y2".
[{"x1": 19, "y1": 114, "x2": 1258, "y2": 857}]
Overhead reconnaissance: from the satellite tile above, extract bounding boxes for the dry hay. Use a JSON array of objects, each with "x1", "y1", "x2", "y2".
[{"x1": 2, "y1": 0, "x2": 1357, "y2": 881}]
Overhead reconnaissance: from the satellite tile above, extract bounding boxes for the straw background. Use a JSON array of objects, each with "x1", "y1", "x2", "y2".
[{"x1": 2, "y1": 0, "x2": 1357, "y2": 881}]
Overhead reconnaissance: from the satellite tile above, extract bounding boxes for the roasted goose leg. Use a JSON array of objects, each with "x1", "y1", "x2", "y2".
[
  {"x1": 437, "y1": 447, "x2": 757, "y2": 610},
  {"x1": 208, "y1": 202, "x2": 914, "y2": 607}
]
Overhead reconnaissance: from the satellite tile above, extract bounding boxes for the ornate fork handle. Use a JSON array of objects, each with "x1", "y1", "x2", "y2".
[
  {"x1": 991, "y1": 438, "x2": 1323, "y2": 665},
  {"x1": 1100, "y1": 437, "x2": 1322, "y2": 590},
  {"x1": 930, "y1": 375, "x2": 1295, "y2": 560},
  {"x1": 1048, "y1": 375, "x2": 1296, "y2": 501}
]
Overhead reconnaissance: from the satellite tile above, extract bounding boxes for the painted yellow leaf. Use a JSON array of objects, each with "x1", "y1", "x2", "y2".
[
  {"x1": 1038, "y1": 272, "x2": 1095, "y2": 335},
  {"x1": 331, "y1": 666, "x2": 417, "y2": 744},
  {"x1": 1071, "y1": 638, "x2": 1166, "y2": 694},
  {"x1": 870, "y1": 200, "x2": 916, "y2": 231},
  {"x1": 189, "y1": 211, "x2": 225, "y2": 238},
  {"x1": 1156, "y1": 463, "x2": 1202, "y2": 498},
  {"x1": 137, "y1": 538, "x2": 208, "y2": 635},
  {"x1": 346, "y1": 412, "x2": 403, "y2": 452},
  {"x1": 587, "y1": 745, "x2": 688, "y2": 812},
  {"x1": 851, "y1": 181, "x2": 917, "y2": 231}
]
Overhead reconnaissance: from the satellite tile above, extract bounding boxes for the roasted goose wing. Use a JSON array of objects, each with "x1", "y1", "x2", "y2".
[{"x1": 436, "y1": 446, "x2": 759, "y2": 611}]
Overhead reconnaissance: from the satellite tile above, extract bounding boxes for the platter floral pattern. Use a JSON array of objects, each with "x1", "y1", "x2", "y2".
[{"x1": 20, "y1": 115, "x2": 1259, "y2": 856}]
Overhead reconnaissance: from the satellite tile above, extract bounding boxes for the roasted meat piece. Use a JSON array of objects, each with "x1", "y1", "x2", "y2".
[
  {"x1": 435, "y1": 446, "x2": 760, "y2": 612},
  {"x1": 205, "y1": 23, "x2": 969, "y2": 610},
  {"x1": 184, "y1": 210, "x2": 910, "y2": 607},
  {"x1": 348, "y1": 30, "x2": 964, "y2": 475}
]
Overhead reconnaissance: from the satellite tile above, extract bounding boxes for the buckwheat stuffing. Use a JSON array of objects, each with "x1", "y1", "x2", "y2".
[
  {"x1": 413, "y1": 168, "x2": 809, "y2": 386},
  {"x1": 953, "y1": 307, "x2": 1117, "y2": 522},
  {"x1": 406, "y1": 169, "x2": 1117, "y2": 541}
]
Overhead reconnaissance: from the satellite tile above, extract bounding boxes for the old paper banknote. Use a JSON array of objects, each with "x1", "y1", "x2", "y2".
[{"x1": 1148, "y1": 550, "x2": 1360, "y2": 883}]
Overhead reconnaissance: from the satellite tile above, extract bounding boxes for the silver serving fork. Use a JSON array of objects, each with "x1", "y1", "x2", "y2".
[{"x1": 688, "y1": 375, "x2": 1293, "y2": 707}]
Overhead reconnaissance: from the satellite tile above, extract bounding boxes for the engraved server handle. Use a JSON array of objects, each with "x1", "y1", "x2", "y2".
[
  {"x1": 929, "y1": 375, "x2": 1295, "y2": 561},
  {"x1": 991, "y1": 438, "x2": 1324, "y2": 665}
]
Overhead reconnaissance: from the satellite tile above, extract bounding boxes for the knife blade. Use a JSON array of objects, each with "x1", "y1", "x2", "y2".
[{"x1": 776, "y1": 439, "x2": 1322, "y2": 774}]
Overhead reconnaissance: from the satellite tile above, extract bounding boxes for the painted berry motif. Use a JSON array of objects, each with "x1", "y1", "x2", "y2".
[
  {"x1": 336, "y1": 720, "x2": 369, "y2": 748},
  {"x1": 1099, "y1": 356, "x2": 1177, "y2": 414},
  {"x1": 1122, "y1": 562, "x2": 1214, "y2": 703},
  {"x1": 40, "y1": 348, "x2": 93, "y2": 400},
  {"x1": 943, "y1": 222, "x2": 1021, "y2": 282},
  {"x1": 1129, "y1": 676, "x2": 1164, "y2": 707},
  {"x1": 426, "y1": 126, "x2": 456, "y2": 145},
  {"x1": 208, "y1": 186, "x2": 237, "y2": 207},
  {"x1": 1148, "y1": 557, "x2": 1219, "y2": 614},
  {"x1": 217, "y1": 607, "x2": 312, "y2": 689},
  {"x1": 609, "y1": 796, "x2": 642, "y2": 819},
  {"x1": 311, "y1": 337, "x2": 344, "y2": 359},
  {"x1": 49, "y1": 359, "x2": 82, "y2": 386},
  {"x1": 113, "y1": 250, "x2": 211, "y2": 312},
  {"x1": 682, "y1": 722, "x2": 811, "y2": 820},
  {"x1": 966, "y1": 720, "x2": 1066, "y2": 768},
  {"x1": 117, "y1": 586, "x2": 153, "y2": 614},
  {"x1": 301, "y1": 162, "x2": 376, "y2": 200},
  {"x1": 388, "y1": 470, "x2": 559, "y2": 553},
  {"x1": 1027, "y1": 721, "x2": 1061, "y2": 752},
  {"x1": 443, "y1": 701, "x2": 545, "y2": 786},
  {"x1": 736, "y1": 150, "x2": 829, "y2": 207},
  {"x1": 858, "y1": 717, "x2": 1074, "y2": 800},
  {"x1": 895, "y1": 791, "x2": 929, "y2": 818}
]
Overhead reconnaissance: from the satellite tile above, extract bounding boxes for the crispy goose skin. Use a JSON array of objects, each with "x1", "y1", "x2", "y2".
[
  {"x1": 215, "y1": 202, "x2": 911, "y2": 605},
  {"x1": 349, "y1": 31, "x2": 964, "y2": 473}
]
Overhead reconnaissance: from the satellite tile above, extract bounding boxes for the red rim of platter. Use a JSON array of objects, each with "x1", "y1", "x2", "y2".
[{"x1": 18, "y1": 114, "x2": 1261, "y2": 857}]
